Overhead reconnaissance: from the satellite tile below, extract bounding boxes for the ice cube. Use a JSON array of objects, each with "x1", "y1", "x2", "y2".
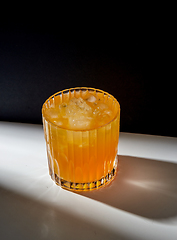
[
  {"x1": 69, "y1": 115, "x2": 93, "y2": 130},
  {"x1": 86, "y1": 94, "x2": 97, "y2": 103},
  {"x1": 53, "y1": 120, "x2": 63, "y2": 126},
  {"x1": 58, "y1": 97, "x2": 95, "y2": 130},
  {"x1": 71, "y1": 97, "x2": 92, "y2": 112},
  {"x1": 103, "y1": 109, "x2": 113, "y2": 116},
  {"x1": 64, "y1": 97, "x2": 92, "y2": 117},
  {"x1": 45, "y1": 108, "x2": 59, "y2": 120},
  {"x1": 96, "y1": 103, "x2": 109, "y2": 111}
]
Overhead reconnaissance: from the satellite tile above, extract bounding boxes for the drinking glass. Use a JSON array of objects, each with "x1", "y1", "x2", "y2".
[{"x1": 42, "y1": 87, "x2": 120, "y2": 191}]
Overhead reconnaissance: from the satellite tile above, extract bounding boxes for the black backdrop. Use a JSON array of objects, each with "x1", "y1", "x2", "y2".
[{"x1": 0, "y1": 18, "x2": 176, "y2": 137}]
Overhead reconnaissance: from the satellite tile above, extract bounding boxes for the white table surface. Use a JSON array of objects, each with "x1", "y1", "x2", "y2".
[{"x1": 0, "y1": 121, "x2": 177, "y2": 240}]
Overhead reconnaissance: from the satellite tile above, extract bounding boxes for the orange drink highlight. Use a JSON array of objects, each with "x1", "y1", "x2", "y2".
[{"x1": 42, "y1": 87, "x2": 120, "y2": 191}]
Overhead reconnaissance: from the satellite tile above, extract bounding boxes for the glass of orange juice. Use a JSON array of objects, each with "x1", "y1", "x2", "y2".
[{"x1": 42, "y1": 87, "x2": 120, "y2": 191}]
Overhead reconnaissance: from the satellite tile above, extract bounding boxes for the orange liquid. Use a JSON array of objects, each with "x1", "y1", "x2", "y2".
[{"x1": 42, "y1": 88, "x2": 120, "y2": 190}]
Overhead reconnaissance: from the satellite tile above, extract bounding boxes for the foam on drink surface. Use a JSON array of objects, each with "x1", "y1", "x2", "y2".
[{"x1": 45, "y1": 93, "x2": 114, "y2": 130}]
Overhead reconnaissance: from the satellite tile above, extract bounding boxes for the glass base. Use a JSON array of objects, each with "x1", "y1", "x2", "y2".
[{"x1": 51, "y1": 156, "x2": 118, "y2": 191}]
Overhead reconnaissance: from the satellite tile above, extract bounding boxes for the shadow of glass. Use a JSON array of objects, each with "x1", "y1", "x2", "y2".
[{"x1": 79, "y1": 155, "x2": 177, "y2": 220}]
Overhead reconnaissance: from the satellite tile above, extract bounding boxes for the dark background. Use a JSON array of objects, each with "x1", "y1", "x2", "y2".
[{"x1": 0, "y1": 14, "x2": 176, "y2": 137}]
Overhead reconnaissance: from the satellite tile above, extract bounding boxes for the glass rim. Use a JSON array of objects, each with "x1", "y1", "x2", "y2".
[{"x1": 42, "y1": 87, "x2": 120, "y2": 132}]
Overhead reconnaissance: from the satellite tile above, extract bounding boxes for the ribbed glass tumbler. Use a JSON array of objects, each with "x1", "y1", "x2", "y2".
[{"x1": 42, "y1": 87, "x2": 120, "y2": 191}]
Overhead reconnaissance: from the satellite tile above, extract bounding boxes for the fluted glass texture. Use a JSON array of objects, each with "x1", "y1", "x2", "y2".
[{"x1": 42, "y1": 87, "x2": 120, "y2": 191}]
